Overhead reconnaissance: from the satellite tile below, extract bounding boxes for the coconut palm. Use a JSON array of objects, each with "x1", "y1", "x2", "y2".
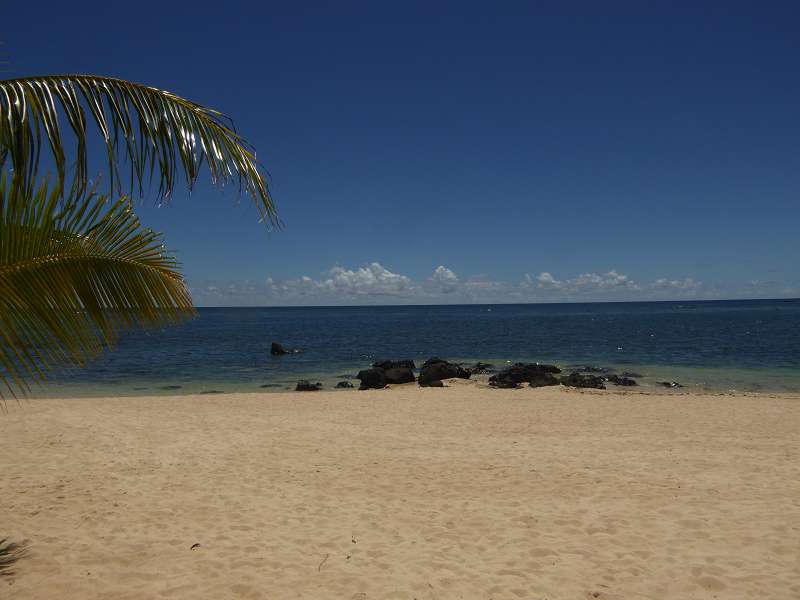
[{"x1": 0, "y1": 75, "x2": 277, "y2": 397}]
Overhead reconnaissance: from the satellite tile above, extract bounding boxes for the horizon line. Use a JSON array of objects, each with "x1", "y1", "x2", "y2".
[{"x1": 193, "y1": 297, "x2": 799, "y2": 309}]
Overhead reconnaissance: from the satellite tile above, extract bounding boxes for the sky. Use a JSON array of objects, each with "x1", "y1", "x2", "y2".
[{"x1": 3, "y1": 1, "x2": 799, "y2": 305}]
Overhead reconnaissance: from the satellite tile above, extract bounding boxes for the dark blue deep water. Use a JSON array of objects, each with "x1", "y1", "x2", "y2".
[{"x1": 40, "y1": 299, "x2": 800, "y2": 396}]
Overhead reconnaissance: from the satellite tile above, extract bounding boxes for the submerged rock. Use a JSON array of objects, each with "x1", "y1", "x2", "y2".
[
  {"x1": 418, "y1": 360, "x2": 470, "y2": 385},
  {"x1": 606, "y1": 375, "x2": 638, "y2": 386},
  {"x1": 657, "y1": 381, "x2": 683, "y2": 388},
  {"x1": 568, "y1": 365, "x2": 614, "y2": 374},
  {"x1": 271, "y1": 342, "x2": 302, "y2": 356},
  {"x1": 560, "y1": 372, "x2": 606, "y2": 389},
  {"x1": 259, "y1": 383, "x2": 282, "y2": 388},
  {"x1": 383, "y1": 367, "x2": 416, "y2": 385},
  {"x1": 373, "y1": 359, "x2": 416, "y2": 370},
  {"x1": 296, "y1": 380, "x2": 322, "y2": 391},
  {"x1": 489, "y1": 363, "x2": 561, "y2": 388},
  {"x1": 357, "y1": 368, "x2": 387, "y2": 390},
  {"x1": 335, "y1": 381, "x2": 355, "y2": 388},
  {"x1": 467, "y1": 362, "x2": 495, "y2": 375}
]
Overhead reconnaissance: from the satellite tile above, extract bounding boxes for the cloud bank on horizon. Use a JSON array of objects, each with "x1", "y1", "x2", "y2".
[{"x1": 192, "y1": 263, "x2": 797, "y2": 306}]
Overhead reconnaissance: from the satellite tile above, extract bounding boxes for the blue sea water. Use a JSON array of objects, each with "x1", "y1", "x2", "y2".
[{"x1": 35, "y1": 299, "x2": 800, "y2": 397}]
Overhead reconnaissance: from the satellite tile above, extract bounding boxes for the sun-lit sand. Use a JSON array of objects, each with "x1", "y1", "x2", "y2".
[{"x1": 3, "y1": 383, "x2": 800, "y2": 599}]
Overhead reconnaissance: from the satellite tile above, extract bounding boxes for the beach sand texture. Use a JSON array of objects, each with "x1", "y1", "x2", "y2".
[{"x1": 3, "y1": 385, "x2": 800, "y2": 599}]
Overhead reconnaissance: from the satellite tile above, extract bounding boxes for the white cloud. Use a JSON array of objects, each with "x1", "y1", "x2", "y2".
[
  {"x1": 428, "y1": 265, "x2": 460, "y2": 294},
  {"x1": 523, "y1": 269, "x2": 640, "y2": 295},
  {"x1": 188, "y1": 264, "x2": 744, "y2": 306}
]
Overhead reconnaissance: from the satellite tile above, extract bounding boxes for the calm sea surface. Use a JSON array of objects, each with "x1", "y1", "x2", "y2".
[{"x1": 35, "y1": 299, "x2": 800, "y2": 396}]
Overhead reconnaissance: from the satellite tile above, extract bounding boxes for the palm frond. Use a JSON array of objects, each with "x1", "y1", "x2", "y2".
[
  {"x1": 0, "y1": 75, "x2": 276, "y2": 225},
  {"x1": 0, "y1": 171, "x2": 194, "y2": 398}
]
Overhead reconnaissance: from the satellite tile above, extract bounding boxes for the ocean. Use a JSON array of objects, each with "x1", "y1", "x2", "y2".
[{"x1": 32, "y1": 299, "x2": 800, "y2": 397}]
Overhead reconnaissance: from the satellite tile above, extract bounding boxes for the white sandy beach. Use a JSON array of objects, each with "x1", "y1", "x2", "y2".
[{"x1": 3, "y1": 383, "x2": 800, "y2": 599}]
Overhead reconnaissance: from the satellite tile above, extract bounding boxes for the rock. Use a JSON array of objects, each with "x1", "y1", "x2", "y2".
[
  {"x1": 560, "y1": 372, "x2": 606, "y2": 389},
  {"x1": 528, "y1": 373, "x2": 561, "y2": 388},
  {"x1": 295, "y1": 380, "x2": 322, "y2": 391},
  {"x1": 357, "y1": 368, "x2": 386, "y2": 390},
  {"x1": 657, "y1": 381, "x2": 683, "y2": 388},
  {"x1": 621, "y1": 371, "x2": 643, "y2": 378},
  {"x1": 335, "y1": 381, "x2": 355, "y2": 388},
  {"x1": 489, "y1": 363, "x2": 561, "y2": 388},
  {"x1": 271, "y1": 342, "x2": 302, "y2": 356},
  {"x1": 421, "y1": 357, "x2": 448, "y2": 369},
  {"x1": 419, "y1": 380, "x2": 444, "y2": 388},
  {"x1": 491, "y1": 379, "x2": 521, "y2": 389},
  {"x1": 418, "y1": 360, "x2": 470, "y2": 385},
  {"x1": 606, "y1": 375, "x2": 637, "y2": 386},
  {"x1": 373, "y1": 359, "x2": 416, "y2": 370},
  {"x1": 383, "y1": 367, "x2": 415, "y2": 385},
  {"x1": 260, "y1": 383, "x2": 282, "y2": 388},
  {"x1": 467, "y1": 362, "x2": 495, "y2": 375}
]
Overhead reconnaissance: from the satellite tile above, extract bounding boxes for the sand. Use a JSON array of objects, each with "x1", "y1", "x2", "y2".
[{"x1": 2, "y1": 383, "x2": 800, "y2": 599}]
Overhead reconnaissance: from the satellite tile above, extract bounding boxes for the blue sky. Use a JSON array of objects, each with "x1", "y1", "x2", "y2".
[{"x1": 4, "y1": 1, "x2": 799, "y2": 305}]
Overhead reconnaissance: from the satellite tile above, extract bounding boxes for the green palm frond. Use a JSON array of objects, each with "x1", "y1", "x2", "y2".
[
  {"x1": 0, "y1": 75, "x2": 276, "y2": 225},
  {"x1": 0, "y1": 171, "x2": 194, "y2": 398}
]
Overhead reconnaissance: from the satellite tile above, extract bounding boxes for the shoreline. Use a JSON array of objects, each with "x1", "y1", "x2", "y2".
[
  {"x1": 4, "y1": 386, "x2": 800, "y2": 599},
  {"x1": 29, "y1": 359, "x2": 800, "y2": 399}
]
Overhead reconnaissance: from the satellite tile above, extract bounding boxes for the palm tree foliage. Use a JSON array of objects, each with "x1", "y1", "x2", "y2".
[
  {"x1": 0, "y1": 73, "x2": 278, "y2": 398},
  {"x1": 0, "y1": 75, "x2": 276, "y2": 224},
  {"x1": 0, "y1": 173, "x2": 193, "y2": 397}
]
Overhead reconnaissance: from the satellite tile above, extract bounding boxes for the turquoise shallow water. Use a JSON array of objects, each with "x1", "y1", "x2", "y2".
[{"x1": 30, "y1": 299, "x2": 800, "y2": 397}]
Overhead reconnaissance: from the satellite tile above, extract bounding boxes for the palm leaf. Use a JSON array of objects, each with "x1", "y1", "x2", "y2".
[
  {"x1": 0, "y1": 75, "x2": 276, "y2": 225},
  {"x1": 0, "y1": 171, "x2": 194, "y2": 398}
]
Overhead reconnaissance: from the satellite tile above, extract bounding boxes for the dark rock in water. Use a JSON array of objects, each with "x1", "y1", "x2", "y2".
[
  {"x1": 336, "y1": 381, "x2": 355, "y2": 388},
  {"x1": 271, "y1": 342, "x2": 302, "y2": 356},
  {"x1": 357, "y1": 368, "x2": 387, "y2": 390},
  {"x1": 621, "y1": 372, "x2": 643, "y2": 378},
  {"x1": 569, "y1": 365, "x2": 614, "y2": 374},
  {"x1": 296, "y1": 380, "x2": 322, "y2": 391},
  {"x1": 418, "y1": 360, "x2": 470, "y2": 385},
  {"x1": 419, "y1": 380, "x2": 444, "y2": 388},
  {"x1": 260, "y1": 383, "x2": 282, "y2": 388},
  {"x1": 489, "y1": 363, "x2": 561, "y2": 388},
  {"x1": 657, "y1": 381, "x2": 683, "y2": 388},
  {"x1": 421, "y1": 357, "x2": 448, "y2": 369},
  {"x1": 161, "y1": 385, "x2": 182, "y2": 390},
  {"x1": 560, "y1": 372, "x2": 606, "y2": 389},
  {"x1": 200, "y1": 389, "x2": 225, "y2": 394},
  {"x1": 467, "y1": 362, "x2": 495, "y2": 375},
  {"x1": 606, "y1": 375, "x2": 638, "y2": 386},
  {"x1": 373, "y1": 359, "x2": 416, "y2": 370},
  {"x1": 383, "y1": 367, "x2": 415, "y2": 385}
]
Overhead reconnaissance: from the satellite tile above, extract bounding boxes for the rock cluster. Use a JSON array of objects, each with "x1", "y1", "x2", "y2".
[{"x1": 489, "y1": 363, "x2": 561, "y2": 389}]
